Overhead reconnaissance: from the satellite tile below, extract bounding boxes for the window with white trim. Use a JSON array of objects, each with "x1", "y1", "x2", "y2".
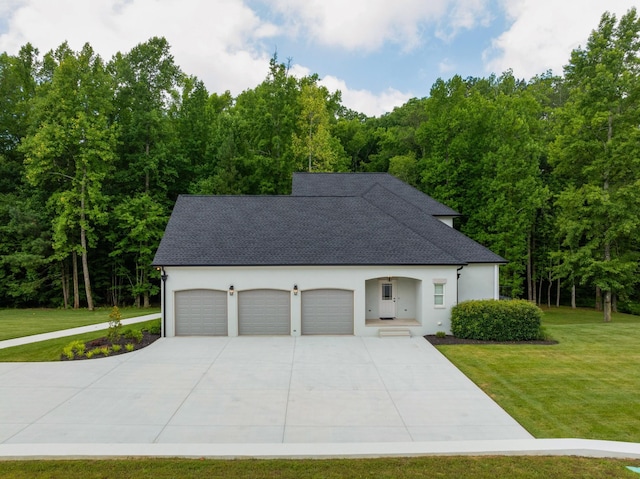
[{"x1": 434, "y1": 283, "x2": 445, "y2": 307}]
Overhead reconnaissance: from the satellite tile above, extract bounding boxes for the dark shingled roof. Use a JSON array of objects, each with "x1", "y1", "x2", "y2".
[
  {"x1": 292, "y1": 172, "x2": 461, "y2": 217},
  {"x1": 153, "y1": 196, "x2": 462, "y2": 266},
  {"x1": 153, "y1": 174, "x2": 506, "y2": 267}
]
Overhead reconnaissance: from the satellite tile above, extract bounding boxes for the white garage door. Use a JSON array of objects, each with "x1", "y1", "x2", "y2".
[
  {"x1": 238, "y1": 289, "x2": 290, "y2": 335},
  {"x1": 302, "y1": 289, "x2": 353, "y2": 335},
  {"x1": 175, "y1": 289, "x2": 228, "y2": 336}
]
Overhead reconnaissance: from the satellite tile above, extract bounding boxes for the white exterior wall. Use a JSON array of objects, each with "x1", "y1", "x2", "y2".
[
  {"x1": 437, "y1": 216, "x2": 455, "y2": 227},
  {"x1": 457, "y1": 263, "x2": 500, "y2": 303},
  {"x1": 162, "y1": 265, "x2": 458, "y2": 337}
]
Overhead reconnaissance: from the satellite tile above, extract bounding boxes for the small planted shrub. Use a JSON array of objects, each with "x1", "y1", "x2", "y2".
[
  {"x1": 123, "y1": 328, "x2": 143, "y2": 343},
  {"x1": 451, "y1": 299, "x2": 543, "y2": 341},
  {"x1": 125, "y1": 343, "x2": 135, "y2": 352},
  {"x1": 107, "y1": 306, "x2": 123, "y2": 343},
  {"x1": 62, "y1": 340, "x2": 86, "y2": 360},
  {"x1": 112, "y1": 344, "x2": 122, "y2": 353},
  {"x1": 435, "y1": 331, "x2": 447, "y2": 338},
  {"x1": 147, "y1": 320, "x2": 161, "y2": 335}
]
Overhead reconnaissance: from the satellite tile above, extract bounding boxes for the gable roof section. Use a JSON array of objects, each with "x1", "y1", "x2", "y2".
[
  {"x1": 361, "y1": 184, "x2": 505, "y2": 264},
  {"x1": 152, "y1": 195, "x2": 463, "y2": 266},
  {"x1": 292, "y1": 172, "x2": 461, "y2": 217}
]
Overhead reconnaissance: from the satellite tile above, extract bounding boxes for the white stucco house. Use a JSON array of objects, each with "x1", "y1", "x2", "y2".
[{"x1": 152, "y1": 172, "x2": 506, "y2": 337}]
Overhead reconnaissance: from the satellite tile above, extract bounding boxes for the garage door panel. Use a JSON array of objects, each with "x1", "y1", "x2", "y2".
[
  {"x1": 302, "y1": 289, "x2": 353, "y2": 335},
  {"x1": 238, "y1": 289, "x2": 290, "y2": 335},
  {"x1": 175, "y1": 289, "x2": 227, "y2": 336}
]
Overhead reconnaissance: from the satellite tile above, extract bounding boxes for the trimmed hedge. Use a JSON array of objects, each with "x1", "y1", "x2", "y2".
[{"x1": 451, "y1": 299, "x2": 543, "y2": 341}]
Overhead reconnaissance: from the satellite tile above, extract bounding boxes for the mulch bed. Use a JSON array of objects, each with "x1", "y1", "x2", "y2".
[
  {"x1": 61, "y1": 331, "x2": 161, "y2": 360},
  {"x1": 424, "y1": 335, "x2": 558, "y2": 346}
]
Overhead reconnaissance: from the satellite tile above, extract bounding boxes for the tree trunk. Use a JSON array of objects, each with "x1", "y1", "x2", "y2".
[
  {"x1": 571, "y1": 282, "x2": 576, "y2": 309},
  {"x1": 602, "y1": 112, "x2": 612, "y2": 323},
  {"x1": 527, "y1": 233, "x2": 533, "y2": 302},
  {"x1": 556, "y1": 277, "x2": 561, "y2": 308},
  {"x1": 547, "y1": 272, "x2": 552, "y2": 309},
  {"x1": 61, "y1": 261, "x2": 69, "y2": 309},
  {"x1": 142, "y1": 267, "x2": 150, "y2": 308},
  {"x1": 604, "y1": 290, "x2": 612, "y2": 322},
  {"x1": 72, "y1": 251, "x2": 80, "y2": 310},
  {"x1": 537, "y1": 277, "x2": 543, "y2": 306},
  {"x1": 80, "y1": 169, "x2": 94, "y2": 310},
  {"x1": 145, "y1": 142, "x2": 150, "y2": 194},
  {"x1": 532, "y1": 263, "x2": 537, "y2": 304}
]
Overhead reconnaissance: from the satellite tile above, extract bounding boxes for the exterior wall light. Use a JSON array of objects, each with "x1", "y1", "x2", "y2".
[
  {"x1": 293, "y1": 284, "x2": 298, "y2": 295},
  {"x1": 229, "y1": 285, "x2": 234, "y2": 296}
]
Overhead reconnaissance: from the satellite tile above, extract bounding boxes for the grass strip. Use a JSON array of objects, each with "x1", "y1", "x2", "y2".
[
  {"x1": 0, "y1": 307, "x2": 160, "y2": 341},
  {"x1": 1, "y1": 457, "x2": 640, "y2": 479},
  {"x1": 0, "y1": 320, "x2": 159, "y2": 362}
]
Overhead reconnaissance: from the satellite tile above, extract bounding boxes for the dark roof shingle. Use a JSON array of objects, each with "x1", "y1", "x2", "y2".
[
  {"x1": 153, "y1": 173, "x2": 506, "y2": 267},
  {"x1": 292, "y1": 172, "x2": 460, "y2": 217}
]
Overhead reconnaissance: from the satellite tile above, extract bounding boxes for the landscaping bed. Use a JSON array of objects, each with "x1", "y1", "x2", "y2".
[{"x1": 60, "y1": 330, "x2": 161, "y2": 360}]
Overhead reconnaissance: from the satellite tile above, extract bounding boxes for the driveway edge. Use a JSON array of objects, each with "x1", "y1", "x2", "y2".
[{"x1": 1, "y1": 439, "x2": 640, "y2": 460}]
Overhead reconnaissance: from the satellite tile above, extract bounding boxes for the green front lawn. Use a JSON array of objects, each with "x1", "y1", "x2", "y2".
[
  {"x1": 0, "y1": 307, "x2": 160, "y2": 341},
  {"x1": 1, "y1": 457, "x2": 639, "y2": 479},
  {"x1": 437, "y1": 307, "x2": 640, "y2": 442},
  {"x1": 0, "y1": 319, "x2": 159, "y2": 362}
]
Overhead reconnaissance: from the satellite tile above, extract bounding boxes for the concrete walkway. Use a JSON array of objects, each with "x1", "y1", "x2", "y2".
[
  {"x1": 0, "y1": 313, "x2": 161, "y2": 350},
  {"x1": 0, "y1": 333, "x2": 639, "y2": 459}
]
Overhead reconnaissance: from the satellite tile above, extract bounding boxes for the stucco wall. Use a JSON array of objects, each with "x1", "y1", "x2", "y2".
[
  {"x1": 161, "y1": 265, "x2": 459, "y2": 337},
  {"x1": 457, "y1": 263, "x2": 499, "y2": 303}
]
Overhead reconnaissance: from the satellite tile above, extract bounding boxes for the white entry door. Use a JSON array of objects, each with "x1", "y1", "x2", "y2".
[{"x1": 379, "y1": 280, "x2": 397, "y2": 318}]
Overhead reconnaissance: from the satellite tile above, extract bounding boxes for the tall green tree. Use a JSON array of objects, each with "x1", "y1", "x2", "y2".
[
  {"x1": 20, "y1": 42, "x2": 117, "y2": 310},
  {"x1": 551, "y1": 8, "x2": 640, "y2": 321},
  {"x1": 292, "y1": 79, "x2": 348, "y2": 172},
  {"x1": 110, "y1": 36, "x2": 183, "y2": 195},
  {"x1": 108, "y1": 37, "x2": 182, "y2": 306}
]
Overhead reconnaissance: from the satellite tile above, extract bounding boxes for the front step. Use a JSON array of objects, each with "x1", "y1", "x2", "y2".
[{"x1": 378, "y1": 328, "x2": 412, "y2": 337}]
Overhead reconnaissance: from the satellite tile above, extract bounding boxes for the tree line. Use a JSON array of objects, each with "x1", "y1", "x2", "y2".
[{"x1": 0, "y1": 9, "x2": 638, "y2": 321}]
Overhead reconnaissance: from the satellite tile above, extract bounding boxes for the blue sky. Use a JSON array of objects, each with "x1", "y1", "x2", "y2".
[{"x1": 0, "y1": 0, "x2": 636, "y2": 116}]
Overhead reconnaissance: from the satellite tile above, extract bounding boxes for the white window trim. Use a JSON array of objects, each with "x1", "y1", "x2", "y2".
[{"x1": 433, "y1": 282, "x2": 446, "y2": 308}]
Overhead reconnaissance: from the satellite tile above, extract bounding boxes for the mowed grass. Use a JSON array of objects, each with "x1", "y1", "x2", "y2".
[
  {"x1": 437, "y1": 307, "x2": 640, "y2": 442},
  {"x1": 2, "y1": 457, "x2": 640, "y2": 479},
  {"x1": 0, "y1": 307, "x2": 159, "y2": 341},
  {"x1": 0, "y1": 319, "x2": 159, "y2": 362}
]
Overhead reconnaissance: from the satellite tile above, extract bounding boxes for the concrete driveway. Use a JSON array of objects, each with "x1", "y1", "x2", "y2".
[{"x1": 0, "y1": 336, "x2": 532, "y2": 445}]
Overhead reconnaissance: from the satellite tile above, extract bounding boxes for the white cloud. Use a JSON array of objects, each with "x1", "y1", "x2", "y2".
[
  {"x1": 438, "y1": 58, "x2": 456, "y2": 74},
  {"x1": 436, "y1": 0, "x2": 492, "y2": 42},
  {"x1": 0, "y1": 0, "x2": 279, "y2": 95},
  {"x1": 484, "y1": 0, "x2": 638, "y2": 80},
  {"x1": 320, "y1": 75, "x2": 412, "y2": 117},
  {"x1": 266, "y1": 0, "x2": 490, "y2": 51}
]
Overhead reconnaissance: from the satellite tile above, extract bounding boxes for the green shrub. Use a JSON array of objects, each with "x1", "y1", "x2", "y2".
[
  {"x1": 451, "y1": 299, "x2": 543, "y2": 341},
  {"x1": 123, "y1": 328, "x2": 143, "y2": 343},
  {"x1": 112, "y1": 344, "x2": 122, "y2": 353},
  {"x1": 435, "y1": 331, "x2": 447, "y2": 338},
  {"x1": 62, "y1": 340, "x2": 86, "y2": 360},
  {"x1": 146, "y1": 319, "x2": 161, "y2": 335},
  {"x1": 125, "y1": 343, "x2": 135, "y2": 352}
]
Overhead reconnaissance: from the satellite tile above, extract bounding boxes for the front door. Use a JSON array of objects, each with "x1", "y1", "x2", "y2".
[{"x1": 379, "y1": 280, "x2": 397, "y2": 318}]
